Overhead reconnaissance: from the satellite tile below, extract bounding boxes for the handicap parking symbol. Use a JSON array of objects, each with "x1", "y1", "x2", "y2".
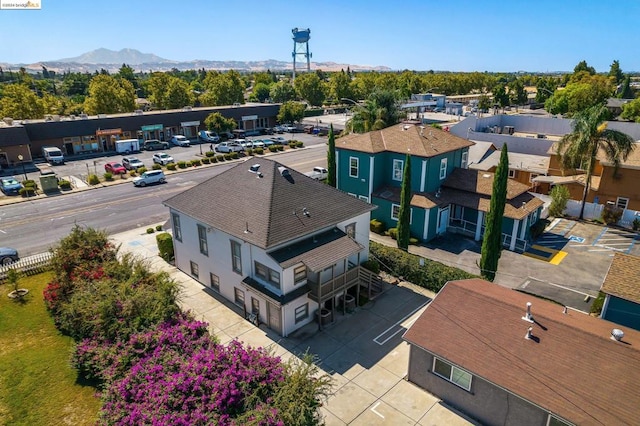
[{"x1": 569, "y1": 235, "x2": 585, "y2": 243}]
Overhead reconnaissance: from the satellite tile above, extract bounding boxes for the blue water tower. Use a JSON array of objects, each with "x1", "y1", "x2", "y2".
[{"x1": 291, "y1": 28, "x2": 312, "y2": 81}]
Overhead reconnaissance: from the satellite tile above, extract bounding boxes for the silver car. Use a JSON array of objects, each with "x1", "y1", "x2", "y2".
[{"x1": 133, "y1": 170, "x2": 166, "y2": 187}]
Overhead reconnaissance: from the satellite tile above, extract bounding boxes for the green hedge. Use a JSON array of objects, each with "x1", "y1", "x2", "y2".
[
  {"x1": 152, "y1": 164, "x2": 162, "y2": 170},
  {"x1": 202, "y1": 157, "x2": 211, "y2": 164},
  {"x1": 166, "y1": 163, "x2": 177, "y2": 171},
  {"x1": 104, "y1": 172, "x2": 114, "y2": 181},
  {"x1": 88, "y1": 174, "x2": 100, "y2": 185},
  {"x1": 205, "y1": 151, "x2": 216, "y2": 157},
  {"x1": 370, "y1": 241, "x2": 477, "y2": 293},
  {"x1": 156, "y1": 232, "x2": 174, "y2": 262},
  {"x1": 370, "y1": 219, "x2": 384, "y2": 234}
]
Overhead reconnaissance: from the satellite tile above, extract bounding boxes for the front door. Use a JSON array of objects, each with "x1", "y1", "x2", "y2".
[
  {"x1": 267, "y1": 301, "x2": 282, "y2": 335},
  {"x1": 437, "y1": 206, "x2": 450, "y2": 235}
]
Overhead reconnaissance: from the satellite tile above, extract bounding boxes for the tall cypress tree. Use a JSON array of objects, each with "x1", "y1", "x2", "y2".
[
  {"x1": 396, "y1": 153, "x2": 412, "y2": 251},
  {"x1": 327, "y1": 124, "x2": 337, "y2": 187},
  {"x1": 480, "y1": 145, "x2": 509, "y2": 281}
]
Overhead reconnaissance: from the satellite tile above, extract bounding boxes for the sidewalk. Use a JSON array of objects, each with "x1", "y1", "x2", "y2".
[{"x1": 110, "y1": 224, "x2": 477, "y2": 426}]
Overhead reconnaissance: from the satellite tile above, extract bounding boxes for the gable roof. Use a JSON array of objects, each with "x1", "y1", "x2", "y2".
[
  {"x1": 442, "y1": 168, "x2": 532, "y2": 200},
  {"x1": 404, "y1": 279, "x2": 640, "y2": 425},
  {"x1": 466, "y1": 140, "x2": 496, "y2": 166},
  {"x1": 163, "y1": 158, "x2": 375, "y2": 249},
  {"x1": 336, "y1": 123, "x2": 473, "y2": 157},
  {"x1": 601, "y1": 253, "x2": 640, "y2": 304}
]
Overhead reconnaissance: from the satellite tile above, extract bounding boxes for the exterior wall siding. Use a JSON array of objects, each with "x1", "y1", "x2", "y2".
[
  {"x1": 602, "y1": 296, "x2": 640, "y2": 331},
  {"x1": 338, "y1": 149, "x2": 371, "y2": 197},
  {"x1": 408, "y1": 345, "x2": 550, "y2": 426}
]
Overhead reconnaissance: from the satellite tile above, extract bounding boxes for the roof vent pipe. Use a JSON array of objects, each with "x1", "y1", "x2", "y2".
[
  {"x1": 562, "y1": 306, "x2": 568, "y2": 314},
  {"x1": 611, "y1": 328, "x2": 624, "y2": 342},
  {"x1": 522, "y1": 302, "x2": 534, "y2": 323},
  {"x1": 525, "y1": 327, "x2": 533, "y2": 340},
  {"x1": 278, "y1": 166, "x2": 290, "y2": 177}
]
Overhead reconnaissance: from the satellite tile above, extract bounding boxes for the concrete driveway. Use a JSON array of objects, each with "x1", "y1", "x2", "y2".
[{"x1": 111, "y1": 225, "x2": 477, "y2": 426}]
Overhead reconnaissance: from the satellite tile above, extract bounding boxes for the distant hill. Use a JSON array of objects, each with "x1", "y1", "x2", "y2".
[
  {"x1": 55, "y1": 48, "x2": 171, "y2": 65},
  {"x1": 5, "y1": 48, "x2": 391, "y2": 73}
]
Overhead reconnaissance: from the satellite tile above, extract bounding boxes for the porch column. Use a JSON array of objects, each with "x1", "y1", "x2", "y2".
[
  {"x1": 519, "y1": 214, "x2": 529, "y2": 240},
  {"x1": 510, "y1": 219, "x2": 520, "y2": 251},
  {"x1": 474, "y1": 211, "x2": 484, "y2": 241},
  {"x1": 422, "y1": 208, "x2": 430, "y2": 240},
  {"x1": 369, "y1": 156, "x2": 375, "y2": 199}
]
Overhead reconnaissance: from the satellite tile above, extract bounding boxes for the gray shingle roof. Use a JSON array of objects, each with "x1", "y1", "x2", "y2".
[{"x1": 164, "y1": 158, "x2": 375, "y2": 249}]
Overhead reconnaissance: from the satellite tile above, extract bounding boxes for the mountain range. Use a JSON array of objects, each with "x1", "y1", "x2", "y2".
[{"x1": 1, "y1": 48, "x2": 391, "y2": 74}]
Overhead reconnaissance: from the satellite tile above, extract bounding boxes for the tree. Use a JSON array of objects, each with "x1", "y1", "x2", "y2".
[
  {"x1": 277, "y1": 101, "x2": 305, "y2": 124},
  {"x1": 548, "y1": 185, "x2": 570, "y2": 217},
  {"x1": 253, "y1": 72, "x2": 275, "y2": 87},
  {"x1": 294, "y1": 73, "x2": 326, "y2": 107},
  {"x1": 557, "y1": 104, "x2": 635, "y2": 219},
  {"x1": 328, "y1": 70, "x2": 352, "y2": 104},
  {"x1": 480, "y1": 146, "x2": 509, "y2": 282},
  {"x1": 492, "y1": 84, "x2": 510, "y2": 110},
  {"x1": 204, "y1": 112, "x2": 236, "y2": 133},
  {"x1": 83, "y1": 74, "x2": 135, "y2": 115},
  {"x1": 250, "y1": 82, "x2": 271, "y2": 102},
  {"x1": 200, "y1": 70, "x2": 244, "y2": 106},
  {"x1": 396, "y1": 153, "x2": 412, "y2": 251},
  {"x1": 545, "y1": 76, "x2": 612, "y2": 116},
  {"x1": 269, "y1": 80, "x2": 296, "y2": 103},
  {"x1": 573, "y1": 60, "x2": 596, "y2": 75},
  {"x1": 620, "y1": 98, "x2": 640, "y2": 122},
  {"x1": 117, "y1": 64, "x2": 137, "y2": 87},
  {"x1": 619, "y1": 75, "x2": 634, "y2": 99},
  {"x1": 0, "y1": 83, "x2": 44, "y2": 119},
  {"x1": 347, "y1": 90, "x2": 401, "y2": 133},
  {"x1": 608, "y1": 60, "x2": 624, "y2": 85},
  {"x1": 327, "y1": 124, "x2": 337, "y2": 187},
  {"x1": 535, "y1": 78, "x2": 556, "y2": 103},
  {"x1": 477, "y1": 94, "x2": 491, "y2": 113},
  {"x1": 509, "y1": 79, "x2": 528, "y2": 110}
]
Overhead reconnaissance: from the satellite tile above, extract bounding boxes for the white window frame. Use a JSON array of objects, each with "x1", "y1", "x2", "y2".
[
  {"x1": 392, "y1": 159, "x2": 404, "y2": 181},
  {"x1": 358, "y1": 195, "x2": 369, "y2": 202},
  {"x1": 508, "y1": 169, "x2": 516, "y2": 178},
  {"x1": 254, "y1": 261, "x2": 280, "y2": 289},
  {"x1": 209, "y1": 273, "x2": 220, "y2": 292},
  {"x1": 391, "y1": 203, "x2": 413, "y2": 223},
  {"x1": 189, "y1": 261, "x2": 199, "y2": 278},
  {"x1": 432, "y1": 357, "x2": 472, "y2": 391},
  {"x1": 234, "y1": 287, "x2": 245, "y2": 307},
  {"x1": 294, "y1": 303, "x2": 309, "y2": 323},
  {"x1": 172, "y1": 213, "x2": 182, "y2": 242},
  {"x1": 616, "y1": 197, "x2": 629, "y2": 210},
  {"x1": 197, "y1": 224, "x2": 208, "y2": 256},
  {"x1": 439, "y1": 158, "x2": 448, "y2": 180},
  {"x1": 349, "y1": 157, "x2": 359, "y2": 178},
  {"x1": 461, "y1": 151, "x2": 468, "y2": 169},
  {"x1": 293, "y1": 264, "x2": 307, "y2": 285},
  {"x1": 230, "y1": 240, "x2": 242, "y2": 274}
]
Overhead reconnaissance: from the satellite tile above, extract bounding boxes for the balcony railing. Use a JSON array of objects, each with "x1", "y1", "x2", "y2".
[{"x1": 308, "y1": 266, "x2": 360, "y2": 302}]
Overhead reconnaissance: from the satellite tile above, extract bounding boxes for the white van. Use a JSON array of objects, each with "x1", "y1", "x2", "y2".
[
  {"x1": 115, "y1": 139, "x2": 140, "y2": 154},
  {"x1": 42, "y1": 146, "x2": 64, "y2": 165}
]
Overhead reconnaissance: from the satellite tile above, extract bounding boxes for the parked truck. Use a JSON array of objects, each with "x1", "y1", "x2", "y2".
[
  {"x1": 115, "y1": 139, "x2": 140, "y2": 154},
  {"x1": 42, "y1": 146, "x2": 65, "y2": 165},
  {"x1": 304, "y1": 166, "x2": 328, "y2": 180}
]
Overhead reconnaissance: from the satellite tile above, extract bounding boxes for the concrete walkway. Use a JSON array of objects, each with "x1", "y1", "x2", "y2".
[{"x1": 111, "y1": 225, "x2": 478, "y2": 426}]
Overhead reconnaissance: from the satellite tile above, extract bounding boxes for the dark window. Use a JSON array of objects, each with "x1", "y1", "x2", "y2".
[
  {"x1": 197, "y1": 224, "x2": 208, "y2": 256},
  {"x1": 234, "y1": 287, "x2": 245, "y2": 307},
  {"x1": 231, "y1": 240, "x2": 242, "y2": 274},
  {"x1": 209, "y1": 273, "x2": 219, "y2": 292},
  {"x1": 172, "y1": 213, "x2": 182, "y2": 242},
  {"x1": 295, "y1": 303, "x2": 309, "y2": 323},
  {"x1": 190, "y1": 261, "x2": 199, "y2": 278}
]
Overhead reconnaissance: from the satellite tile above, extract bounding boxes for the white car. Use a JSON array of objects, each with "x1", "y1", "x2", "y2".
[
  {"x1": 133, "y1": 170, "x2": 166, "y2": 187},
  {"x1": 199, "y1": 130, "x2": 220, "y2": 143},
  {"x1": 215, "y1": 142, "x2": 244, "y2": 153},
  {"x1": 170, "y1": 135, "x2": 190, "y2": 147},
  {"x1": 152, "y1": 152, "x2": 174, "y2": 165}
]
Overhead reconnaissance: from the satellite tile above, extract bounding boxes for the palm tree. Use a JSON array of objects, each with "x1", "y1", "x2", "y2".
[
  {"x1": 346, "y1": 90, "x2": 402, "y2": 133},
  {"x1": 557, "y1": 104, "x2": 635, "y2": 220}
]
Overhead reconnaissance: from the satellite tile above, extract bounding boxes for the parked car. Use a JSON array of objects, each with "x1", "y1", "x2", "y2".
[
  {"x1": 270, "y1": 136, "x2": 286, "y2": 144},
  {"x1": 170, "y1": 135, "x2": 190, "y2": 147},
  {"x1": 133, "y1": 170, "x2": 166, "y2": 187},
  {"x1": 219, "y1": 131, "x2": 234, "y2": 140},
  {"x1": 122, "y1": 156, "x2": 145, "y2": 171},
  {"x1": 273, "y1": 125, "x2": 285, "y2": 134},
  {"x1": 260, "y1": 127, "x2": 274, "y2": 135},
  {"x1": 104, "y1": 161, "x2": 126, "y2": 174},
  {"x1": 143, "y1": 139, "x2": 170, "y2": 150},
  {"x1": 0, "y1": 246, "x2": 19, "y2": 265},
  {"x1": 251, "y1": 139, "x2": 265, "y2": 148},
  {"x1": 304, "y1": 166, "x2": 329, "y2": 180},
  {"x1": 283, "y1": 124, "x2": 297, "y2": 133},
  {"x1": 215, "y1": 141, "x2": 244, "y2": 153},
  {"x1": 238, "y1": 139, "x2": 253, "y2": 149},
  {"x1": 199, "y1": 130, "x2": 220, "y2": 143},
  {"x1": 0, "y1": 177, "x2": 23, "y2": 195},
  {"x1": 152, "y1": 152, "x2": 175, "y2": 166}
]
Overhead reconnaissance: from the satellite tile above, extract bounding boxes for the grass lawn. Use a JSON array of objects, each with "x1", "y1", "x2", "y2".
[{"x1": 0, "y1": 272, "x2": 101, "y2": 425}]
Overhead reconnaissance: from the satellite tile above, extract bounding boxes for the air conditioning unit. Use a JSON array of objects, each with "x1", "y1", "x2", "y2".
[
  {"x1": 3, "y1": 117, "x2": 13, "y2": 126},
  {"x1": 52, "y1": 115, "x2": 60, "y2": 122}
]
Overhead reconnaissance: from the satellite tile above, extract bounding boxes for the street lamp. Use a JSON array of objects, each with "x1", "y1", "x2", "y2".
[{"x1": 17, "y1": 154, "x2": 27, "y2": 181}]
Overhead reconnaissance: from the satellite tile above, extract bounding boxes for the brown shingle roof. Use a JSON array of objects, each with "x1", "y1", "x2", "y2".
[
  {"x1": 601, "y1": 253, "x2": 640, "y2": 304},
  {"x1": 442, "y1": 168, "x2": 532, "y2": 200},
  {"x1": 272, "y1": 231, "x2": 363, "y2": 272},
  {"x1": 337, "y1": 123, "x2": 474, "y2": 157},
  {"x1": 404, "y1": 279, "x2": 640, "y2": 425},
  {"x1": 371, "y1": 185, "x2": 442, "y2": 210},
  {"x1": 436, "y1": 188, "x2": 544, "y2": 220},
  {"x1": 163, "y1": 159, "x2": 375, "y2": 249}
]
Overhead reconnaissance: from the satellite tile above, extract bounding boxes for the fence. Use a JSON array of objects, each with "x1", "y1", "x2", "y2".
[
  {"x1": 0, "y1": 252, "x2": 53, "y2": 283},
  {"x1": 563, "y1": 200, "x2": 639, "y2": 229}
]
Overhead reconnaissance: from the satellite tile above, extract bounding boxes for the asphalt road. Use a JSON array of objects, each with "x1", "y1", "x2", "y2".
[{"x1": 0, "y1": 145, "x2": 328, "y2": 257}]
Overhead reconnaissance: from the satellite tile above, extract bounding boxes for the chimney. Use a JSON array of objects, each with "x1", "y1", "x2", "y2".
[
  {"x1": 611, "y1": 328, "x2": 624, "y2": 342},
  {"x1": 522, "y1": 302, "x2": 534, "y2": 323},
  {"x1": 525, "y1": 326, "x2": 533, "y2": 340}
]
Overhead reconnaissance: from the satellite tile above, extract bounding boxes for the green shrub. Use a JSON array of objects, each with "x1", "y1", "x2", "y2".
[
  {"x1": 224, "y1": 153, "x2": 232, "y2": 161},
  {"x1": 88, "y1": 174, "x2": 100, "y2": 185},
  {"x1": 129, "y1": 170, "x2": 137, "y2": 177},
  {"x1": 156, "y1": 232, "x2": 174, "y2": 262},
  {"x1": 601, "y1": 204, "x2": 623, "y2": 225},
  {"x1": 268, "y1": 145, "x2": 279, "y2": 152},
  {"x1": 202, "y1": 157, "x2": 211, "y2": 164},
  {"x1": 19, "y1": 186, "x2": 37, "y2": 196},
  {"x1": 58, "y1": 179, "x2": 72, "y2": 190},
  {"x1": 590, "y1": 291, "x2": 606, "y2": 315},
  {"x1": 211, "y1": 157, "x2": 218, "y2": 163},
  {"x1": 166, "y1": 163, "x2": 177, "y2": 171},
  {"x1": 370, "y1": 219, "x2": 384, "y2": 234},
  {"x1": 254, "y1": 147, "x2": 264, "y2": 155},
  {"x1": 104, "y1": 172, "x2": 114, "y2": 181},
  {"x1": 155, "y1": 224, "x2": 163, "y2": 231},
  {"x1": 277, "y1": 145, "x2": 284, "y2": 151},
  {"x1": 548, "y1": 185, "x2": 570, "y2": 217},
  {"x1": 22, "y1": 179, "x2": 38, "y2": 189},
  {"x1": 137, "y1": 166, "x2": 147, "y2": 174},
  {"x1": 295, "y1": 141, "x2": 304, "y2": 148},
  {"x1": 205, "y1": 151, "x2": 216, "y2": 157},
  {"x1": 370, "y1": 241, "x2": 477, "y2": 293},
  {"x1": 386, "y1": 227, "x2": 398, "y2": 240},
  {"x1": 288, "y1": 142, "x2": 297, "y2": 149},
  {"x1": 230, "y1": 152, "x2": 239, "y2": 159},
  {"x1": 529, "y1": 219, "x2": 549, "y2": 239},
  {"x1": 152, "y1": 164, "x2": 162, "y2": 170},
  {"x1": 245, "y1": 148, "x2": 253, "y2": 156},
  {"x1": 146, "y1": 227, "x2": 155, "y2": 234},
  {"x1": 409, "y1": 237, "x2": 419, "y2": 245},
  {"x1": 361, "y1": 258, "x2": 380, "y2": 274},
  {"x1": 216, "y1": 155, "x2": 225, "y2": 162}
]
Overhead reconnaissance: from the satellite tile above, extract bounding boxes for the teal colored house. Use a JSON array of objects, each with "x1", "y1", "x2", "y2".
[
  {"x1": 335, "y1": 123, "x2": 544, "y2": 251},
  {"x1": 600, "y1": 253, "x2": 640, "y2": 331}
]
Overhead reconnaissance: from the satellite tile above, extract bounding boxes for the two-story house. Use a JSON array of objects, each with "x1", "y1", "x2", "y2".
[
  {"x1": 335, "y1": 124, "x2": 544, "y2": 251},
  {"x1": 163, "y1": 158, "x2": 376, "y2": 337}
]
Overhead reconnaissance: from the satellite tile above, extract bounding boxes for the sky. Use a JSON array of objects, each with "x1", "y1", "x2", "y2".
[{"x1": 1, "y1": 0, "x2": 639, "y2": 73}]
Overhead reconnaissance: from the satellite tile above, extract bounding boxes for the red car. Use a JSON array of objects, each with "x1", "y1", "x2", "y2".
[{"x1": 105, "y1": 161, "x2": 126, "y2": 174}]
